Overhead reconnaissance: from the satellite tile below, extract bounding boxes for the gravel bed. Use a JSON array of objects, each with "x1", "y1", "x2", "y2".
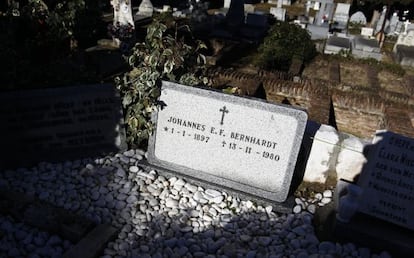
[{"x1": 0, "y1": 149, "x2": 393, "y2": 258}]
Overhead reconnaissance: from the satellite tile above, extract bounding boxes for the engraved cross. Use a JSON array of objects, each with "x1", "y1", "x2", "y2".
[{"x1": 219, "y1": 106, "x2": 229, "y2": 125}]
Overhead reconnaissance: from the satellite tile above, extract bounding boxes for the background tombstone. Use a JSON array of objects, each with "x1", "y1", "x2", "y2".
[
  {"x1": 137, "y1": 0, "x2": 154, "y2": 18},
  {"x1": 350, "y1": 11, "x2": 367, "y2": 25},
  {"x1": 0, "y1": 84, "x2": 127, "y2": 169},
  {"x1": 224, "y1": 0, "x2": 231, "y2": 9},
  {"x1": 357, "y1": 130, "x2": 414, "y2": 230},
  {"x1": 361, "y1": 27, "x2": 374, "y2": 37},
  {"x1": 387, "y1": 12, "x2": 399, "y2": 35},
  {"x1": 322, "y1": 130, "x2": 414, "y2": 257},
  {"x1": 332, "y1": 3, "x2": 350, "y2": 30},
  {"x1": 147, "y1": 81, "x2": 308, "y2": 204},
  {"x1": 270, "y1": 7, "x2": 286, "y2": 21},
  {"x1": 375, "y1": 6, "x2": 387, "y2": 34},
  {"x1": 277, "y1": 0, "x2": 282, "y2": 8},
  {"x1": 315, "y1": 0, "x2": 334, "y2": 26}
]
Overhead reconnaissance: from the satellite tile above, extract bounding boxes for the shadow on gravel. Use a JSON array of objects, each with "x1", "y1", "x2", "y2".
[{"x1": 0, "y1": 149, "x2": 394, "y2": 258}]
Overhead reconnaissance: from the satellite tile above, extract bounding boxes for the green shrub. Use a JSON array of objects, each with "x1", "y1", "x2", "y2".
[
  {"x1": 116, "y1": 14, "x2": 210, "y2": 148},
  {"x1": 0, "y1": 0, "x2": 94, "y2": 89},
  {"x1": 254, "y1": 21, "x2": 317, "y2": 71}
]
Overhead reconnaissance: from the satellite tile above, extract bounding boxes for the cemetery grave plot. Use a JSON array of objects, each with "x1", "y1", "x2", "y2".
[
  {"x1": 301, "y1": 56, "x2": 331, "y2": 81},
  {"x1": 378, "y1": 70, "x2": 410, "y2": 95},
  {"x1": 339, "y1": 62, "x2": 370, "y2": 88},
  {"x1": 147, "y1": 81, "x2": 308, "y2": 204}
]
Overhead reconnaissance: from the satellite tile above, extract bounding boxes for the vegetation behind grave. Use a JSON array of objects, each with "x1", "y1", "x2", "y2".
[
  {"x1": 0, "y1": 0, "x2": 106, "y2": 90},
  {"x1": 253, "y1": 21, "x2": 317, "y2": 72},
  {"x1": 115, "y1": 13, "x2": 211, "y2": 148}
]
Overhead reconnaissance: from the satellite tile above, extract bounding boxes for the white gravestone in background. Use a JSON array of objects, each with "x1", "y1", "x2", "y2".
[
  {"x1": 148, "y1": 81, "x2": 308, "y2": 202},
  {"x1": 111, "y1": 0, "x2": 134, "y2": 28},
  {"x1": 350, "y1": 11, "x2": 367, "y2": 25},
  {"x1": 395, "y1": 30, "x2": 414, "y2": 47},
  {"x1": 270, "y1": 7, "x2": 286, "y2": 21},
  {"x1": 361, "y1": 27, "x2": 374, "y2": 37},
  {"x1": 137, "y1": 0, "x2": 153, "y2": 17}
]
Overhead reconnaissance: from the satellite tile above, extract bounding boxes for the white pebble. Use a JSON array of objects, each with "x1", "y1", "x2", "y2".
[
  {"x1": 307, "y1": 204, "x2": 316, "y2": 214},
  {"x1": 314, "y1": 193, "x2": 323, "y2": 200},
  {"x1": 323, "y1": 190, "x2": 333, "y2": 198},
  {"x1": 184, "y1": 183, "x2": 198, "y2": 193},
  {"x1": 165, "y1": 198, "x2": 178, "y2": 208},
  {"x1": 129, "y1": 166, "x2": 139, "y2": 173},
  {"x1": 265, "y1": 205, "x2": 273, "y2": 214},
  {"x1": 126, "y1": 195, "x2": 138, "y2": 204},
  {"x1": 205, "y1": 189, "x2": 221, "y2": 198},
  {"x1": 245, "y1": 200, "x2": 254, "y2": 209},
  {"x1": 321, "y1": 197, "x2": 331, "y2": 204},
  {"x1": 293, "y1": 205, "x2": 302, "y2": 214}
]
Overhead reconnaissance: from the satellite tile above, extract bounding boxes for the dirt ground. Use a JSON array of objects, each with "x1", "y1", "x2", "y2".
[{"x1": 303, "y1": 55, "x2": 412, "y2": 96}]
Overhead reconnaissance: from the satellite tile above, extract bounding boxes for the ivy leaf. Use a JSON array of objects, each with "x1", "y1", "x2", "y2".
[
  {"x1": 163, "y1": 60, "x2": 174, "y2": 74},
  {"x1": 129, "y1": 117, "x2": 139, "y2": 129},
  {"x1": 197, "y1": 54, "x2": 206, "y2": 65},
  {"x1": 162, "y1": 49, "x2": 173, "y2": 56},
  {"x1": 122, "y1": 94, "x2": 132, "y2": 107},
  {"x1": 222, "y1": 87, "x2": 239, "y2": 94}
]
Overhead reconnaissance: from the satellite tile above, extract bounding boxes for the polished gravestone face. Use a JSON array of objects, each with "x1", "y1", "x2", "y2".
[
  {"x1": 0, "y1": 84, "x2": 127, "y2": 169},
  {"x1": 357, "y1": 130, "x2": 414, "y2": 230},
  {"x1": 147, "y1": 81, "x2": 308, "y2": 202}
]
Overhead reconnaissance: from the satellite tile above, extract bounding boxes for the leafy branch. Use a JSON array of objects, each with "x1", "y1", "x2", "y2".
[{"x1": 116, "y1": 14, "x2": 210, "y2": 148}]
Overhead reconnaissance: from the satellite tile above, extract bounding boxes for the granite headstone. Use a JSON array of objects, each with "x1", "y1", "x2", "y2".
[
  {"x1": 147, "y1": 81, "x2": 307, "y2": 202},
  {"x1": 357, "y1": 130, "x2": 414, "y2": 230},
  {"x1": 0, "y1": 84, "x2": 127, "y2": 169}
]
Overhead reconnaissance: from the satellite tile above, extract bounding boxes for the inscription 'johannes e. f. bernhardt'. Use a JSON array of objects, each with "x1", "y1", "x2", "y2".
[{"x1": 164, "y1": 112, "x2": 280, "y2": 162}]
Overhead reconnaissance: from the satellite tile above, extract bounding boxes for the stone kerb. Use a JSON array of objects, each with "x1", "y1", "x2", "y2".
[
  {"x1": 378, "y1": 90, "x2": 410, "y2": 105},
  {"x1": 303, "y1": 125, "x2": 340, "y2": 184},
  {"x1": 303, "y1": 124, "x2": 370, "y2": 185},
  {"x1": 332, "y1": 91, "x2": 385, "y2": 114}
]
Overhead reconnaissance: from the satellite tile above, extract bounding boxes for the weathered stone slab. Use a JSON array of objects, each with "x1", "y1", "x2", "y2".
[
  {"x1": 62, "y1": 224, "x2": 118, "y2": 258},
  {"x1": 148, "y1": 81, "x2": 307, "y2": 202},
  {"x1": 0, "y1": 189, "x2": 95, "y2": 243},
  {"x1": 357, "y1": 130, "x2": 414, "y2": 230},
  {"x1": 0, "y1": 84, "x2": 127, "y2": 169}
]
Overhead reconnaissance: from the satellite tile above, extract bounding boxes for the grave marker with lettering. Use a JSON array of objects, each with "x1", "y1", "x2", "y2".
[
  {"x1": 147, "y1": 81, "x2": 307, "y2": 202},
  {"x1": 0, "y1": 84, "x2": 127, "y2": 169},
  {"x1": 357, "y1": 130, "x2": 414, "y2": 230}
]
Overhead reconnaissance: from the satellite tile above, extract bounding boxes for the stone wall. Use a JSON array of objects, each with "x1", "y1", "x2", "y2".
[
  {"x1": 331, "y1": 91, "x2": 386, "y2": 139},
  {"x1": 263, "y1": 78, "x2": 332, "y2": 124},
  {"x1": 208, "y1": 67, "x2": 414, "y2": 139}
]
